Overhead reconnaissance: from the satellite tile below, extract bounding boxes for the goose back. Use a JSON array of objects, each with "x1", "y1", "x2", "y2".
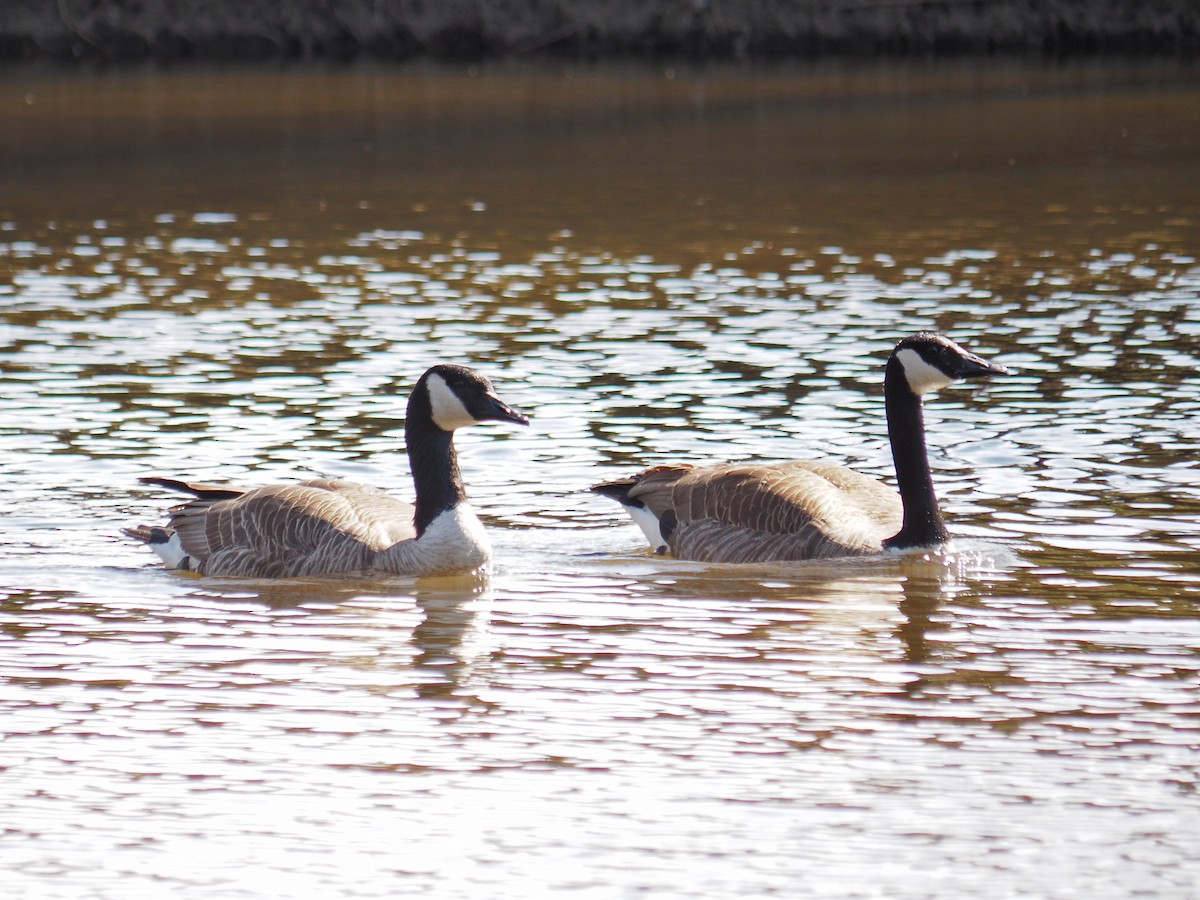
[
  {"x1": 617, "y1": 461, "x2": 902, "y2": 563},
  {"x1": 155, "y1": 478, "x2": 418, "y2": 578}
]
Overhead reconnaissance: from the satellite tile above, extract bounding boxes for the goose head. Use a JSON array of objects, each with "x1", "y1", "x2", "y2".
[
  {"x1": 413, "y1": 364, "x2": 530, "y2": 432},
  {"x1": 891, "y1": 332, "x2": 1010, "y2": 396}
]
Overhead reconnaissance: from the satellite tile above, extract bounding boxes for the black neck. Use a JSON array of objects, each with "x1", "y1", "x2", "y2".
[
  {"x1": 882, "y1": 358, "x2": 948, "y2": 549},
  {"x1": 406, "y1": 412, "x2": 467, "y2": 538}
]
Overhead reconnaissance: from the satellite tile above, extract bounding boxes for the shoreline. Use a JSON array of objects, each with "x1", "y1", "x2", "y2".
[{"x1": 2, "y1": 0, "x2": 1197, "y2": 65}]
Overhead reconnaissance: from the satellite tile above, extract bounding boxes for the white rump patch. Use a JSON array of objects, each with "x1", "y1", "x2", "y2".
[
  {"x1": 148, "y1": 531, "x2": 191, "y2": 570},
  {"x1": 896, "y1": 347, "x2": 954, "y2": 395},
  {"x1": 425, "y1": 372, "x2": 478, "y2": 431},
  {"x1": 625, "y1": 504, "x2": 669, "y2": 553}
]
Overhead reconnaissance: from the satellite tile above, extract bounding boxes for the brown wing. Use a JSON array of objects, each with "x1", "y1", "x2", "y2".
[
  {"x1": 626, "y1": 461, "x2": 901, "y2": 563},
  {"x1": 164, "y1": 479, "x2": 416, "y2": 577}
]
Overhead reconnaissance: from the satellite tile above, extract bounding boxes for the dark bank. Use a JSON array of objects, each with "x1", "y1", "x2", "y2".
[{"x1": 2, "y1": 0, "x2": 1199, "y2": 64}]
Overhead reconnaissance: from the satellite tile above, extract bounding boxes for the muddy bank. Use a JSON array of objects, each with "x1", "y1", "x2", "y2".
[{"x1": 2, "y1": 0, "x2": 1197, "y2": 63}]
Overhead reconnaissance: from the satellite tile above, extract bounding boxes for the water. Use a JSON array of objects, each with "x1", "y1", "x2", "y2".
[{"x1": 1, "y1": 61, "x2": 1199, "y2": 898}]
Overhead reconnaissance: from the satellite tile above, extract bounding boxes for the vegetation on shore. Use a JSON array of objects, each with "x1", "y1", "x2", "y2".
[{"x1": 1, "y1": 0, "x2": 1197, "y2": 64}]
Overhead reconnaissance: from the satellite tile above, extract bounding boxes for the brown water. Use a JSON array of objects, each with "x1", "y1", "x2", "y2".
[{"x1": 1, "y1": 62, "x2": 1199, "y2": 898}]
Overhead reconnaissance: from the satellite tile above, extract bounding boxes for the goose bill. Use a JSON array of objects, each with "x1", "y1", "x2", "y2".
[
  {"x1": 483, "y1": 395, "x2": 530, "y2": 426},
  {"x1": 957, "y1": 353, "x2": 1011, "y2": 380}
]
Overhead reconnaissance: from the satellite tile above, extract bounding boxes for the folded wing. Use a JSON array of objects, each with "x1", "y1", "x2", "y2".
[
  {"x1": 157, "y1": 478, "x2": 417, "y2": 577},
  {"x1": 626, "y1": 461, "x2": 902, "y2": 563}
]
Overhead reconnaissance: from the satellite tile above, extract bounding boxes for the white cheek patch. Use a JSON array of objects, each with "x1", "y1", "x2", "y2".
[
  {"x1": 896, "y1": 348, "x2": 954, "y2": 395},
  {"x1": 425, "y1": 373, "x2": 477, "y2": 431}
]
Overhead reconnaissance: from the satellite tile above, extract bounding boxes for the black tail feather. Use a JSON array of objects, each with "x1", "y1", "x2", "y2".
[
  {"x1": 589, "y1": 477, "x2": 642, "y2": 507},
  {"x1": 121, "y1": 524, "x2": 175, "y2": 545},
  {"x1": 138, "y1": 476, "x2": 245, "y2": 501}
]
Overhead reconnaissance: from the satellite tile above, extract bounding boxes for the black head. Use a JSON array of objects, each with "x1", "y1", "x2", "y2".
[
  {"x1": 890, "y1": 332, "x2": 1010, "y2": 396},
  {"x1": 413, "y1": 364, "x2": 530, "y2": 431}
]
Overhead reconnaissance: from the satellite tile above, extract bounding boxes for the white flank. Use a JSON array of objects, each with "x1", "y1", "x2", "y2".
[
  {"x1": 624, "y1": 504, "x2": 669, "y2": 553},
  {"x1": 425, "y1": 372, "x2": 479, "y2": 431},
  {"x1": 896, "y1": 347, "x2": 954, "y2": 395},
  {"x1": 148, "y1": 532, "x2": 191, "y2": 570}
]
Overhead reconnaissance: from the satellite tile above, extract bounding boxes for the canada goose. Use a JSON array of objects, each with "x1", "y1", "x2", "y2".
[
  {"x1": 591, "y1": 332, "x2": 1009, "y2": 563},
  {"x1": 124, "y1": 364, "x2": 529, "y2": 578}
]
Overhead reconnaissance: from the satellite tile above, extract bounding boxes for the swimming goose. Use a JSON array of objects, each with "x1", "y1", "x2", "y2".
[
  {"x1": 591, "y1": 332, "x2": 1008, "y2": 563},
  {"x1": 124, "y1": 364, "x2": 529, "y2": 578}
]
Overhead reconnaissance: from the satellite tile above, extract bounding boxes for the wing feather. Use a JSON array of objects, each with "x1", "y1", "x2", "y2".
[
  {"x1": 164, "y1": 479, "x2": 416, "y2": 577},
  {"x1": 625, "y1": 461, "x2": 901, "y2": 563}
]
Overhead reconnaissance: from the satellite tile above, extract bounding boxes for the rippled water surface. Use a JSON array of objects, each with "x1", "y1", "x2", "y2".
[{"x1": 2, "y1": 62, "x2": 1199, "y2": 898}]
